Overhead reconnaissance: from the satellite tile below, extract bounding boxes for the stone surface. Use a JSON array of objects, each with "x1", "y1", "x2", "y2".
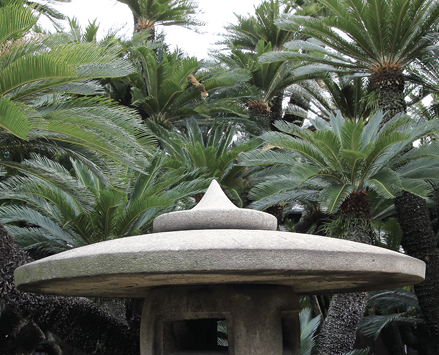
[
  {"x1": 14, "y1": 229, "x2": 425, "y2": 297},
  {"x1": 14, "y1": 179, "x2": 426, "y2": 298},
  {"x1": 140, "y1": 285, "x2": 300, "y2": 355},
  {"x1": 153, "y1": 180, "x2": 277, "y2": 232}
]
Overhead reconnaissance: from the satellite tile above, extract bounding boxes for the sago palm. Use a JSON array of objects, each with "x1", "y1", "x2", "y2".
[
  {"x1": 149, "y1": 117, "x2": 262, "y2": 206},
  {"x1": 116, "y1": 0, "x2": 203, "y2": 37},
  {"x1": 260, "y1": 0, "x2": 439, "y2": 118},
  {"x1": 242, "y1": 112, "x2": 439, "y2": 216},
  {"x1": 0, "y1": 156, "x2": 211, "y2": 257},
  {"x1": 239, "y1": 111, "x2": 439, "y2": 354},
  {"x1": 128, "y1": 45, "x2": 249, "y2": 127},
  {"x1": 214, "y1": 40, "x2": 318, "y2": 129},
  {"x1": 0, "y1": 4, "x2": 154, "y2": 177},
  {"x1": 219, "y1": 0, "x2": 316, "y2": 51},
  {"x1": 358, "y1": 289, "x2": 430, "y2": 354},
  {"x1": 259, "y1": 0, "x2": 439, "y2": 346}
]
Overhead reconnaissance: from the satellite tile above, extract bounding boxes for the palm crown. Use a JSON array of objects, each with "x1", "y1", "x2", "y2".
[
  {"x1": 117, "y1": 0, "x2": 204, "y2": 34},
  {"x1": 0, "y1": 4, "x2": 155, "y2": 178},
  {"x1": 260, "y1": 0, "x2": 439, "y2": 116},
  {"x1": 0, "y1": 156, "x2": 210, "y2": 257},
  {"x1": 240, "y1": 112, "x2": 439, "y2": 214}
]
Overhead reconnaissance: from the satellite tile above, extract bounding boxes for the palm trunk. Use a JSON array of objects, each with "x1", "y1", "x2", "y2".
[
  {"x1": 371, "y1": 66, "x2": 406, "y2": 126},
  {"x1": 317, "y1": 292, "x2": 368, "y2": 355},
  {"x1": 374, "y1": 72, "x2": 439, "y2": 354},
  {"x1": 394, "y1": 192, "x2": 439, "y2": 355},
  {"x1": 316, "y1": 197, "x2": 373, "y2": 354},
  {"x1": 0, "y1": 223, "x2": 140, "y2": 355},
  {"x1": 269, "y1": 92, "x2": 284, "y2": 130}
]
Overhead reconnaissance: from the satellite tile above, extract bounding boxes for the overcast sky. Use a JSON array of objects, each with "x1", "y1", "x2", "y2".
[{"x1": 45, "y1": 0, "x2": 263, "y2": 59}]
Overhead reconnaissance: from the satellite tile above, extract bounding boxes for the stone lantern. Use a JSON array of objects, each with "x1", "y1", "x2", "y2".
[{"x1": 15, "y1": 180, "x2": 425, "y2": 355}]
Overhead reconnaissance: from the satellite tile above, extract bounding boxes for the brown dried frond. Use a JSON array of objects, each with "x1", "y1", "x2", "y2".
[
  {"x1": 262, "y1": 144, "x2": 276, "y2": 151},
  {"x1": 135, "y1": 17, "x2": 154, "y2": 31},
  {"x1": 188, "y1": 74, "x2": 208, "y2": 99},
  {"x1": 248, "y1": 100, "x2": 270, "y2": 113}
]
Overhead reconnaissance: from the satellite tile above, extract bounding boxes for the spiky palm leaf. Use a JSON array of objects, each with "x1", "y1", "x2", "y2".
[
  {"x1": 219, "y1": 0, "x2": 315, "y2": 51},
  {"x1": 240, "y1": 111, "x2": 439, "y2": 214},
  {"x1": 358, "y1": 289, "x2": 423, "y2": 341},
  {"x1": 0, "y1": 4, "x2": 155, "y2": 182},
  {"x1": 149, "y1": 118, "x2": 262, "y2": 206},
  {"x1": 129, "y1": 45, "x2": 250, "y2": 126},
  {"x1": 299, "y1": 308, "x2": 321, "y2": 355},
  {"x1": 117, "y1": 0, "x2": 204, "y2": 34},
  {"x1": 260, "y1": 0, "x2": 439, "y2": 118},
  {"x1": 214, "y1": 40, "x2": 323, "y2": 128},
  {"x1": 0, "y1": 156, "x2": 211, "y2": 256}
]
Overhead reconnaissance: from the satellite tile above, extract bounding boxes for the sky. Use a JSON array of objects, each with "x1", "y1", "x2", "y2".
[{"x1": 45, "y1": 0, "x2": 263, "y2": 59}]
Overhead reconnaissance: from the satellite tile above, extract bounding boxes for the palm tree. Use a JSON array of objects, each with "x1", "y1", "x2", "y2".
[
  {"x1": 126, "y1": 45, "x2": 250, "y2": 127},
  {"x1": 148, "y1": 117, "x2": 262, "y2": 206},
  {"x1": 259, "y1": 0, "x2": 439, "y2": 347},
  {"x1": 260, "y1": 0, "x2": 439, "y2": 119},
  {"x1": 0, "y1": 3, "x2": 156, "y2": 182},
  {"x1": 215, "y1": 40, "x2": 321, "y2": 130},
  {"x1": 0, "y1": 0, "x2": 70, "y2": 27},
  {"x1": 0, "y1": 4, "x2": 158, "y2": 352},
  {"x1": 0, "y1": 156, "x2": 211, "y2": 257},
  {"x1": 116, "y1": 0, "x2": 203, "y2": 38},
  {"x1": 239, "y1": 111, "x2": 439, "y2": 354},
  {"x1": 219, "y1": 0, "x2": 313, "y2": 51}
]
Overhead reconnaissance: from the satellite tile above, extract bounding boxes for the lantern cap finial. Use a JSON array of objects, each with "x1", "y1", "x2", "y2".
[{"x1": 153, "y1": 179, "x2": 277, "y2": 232}]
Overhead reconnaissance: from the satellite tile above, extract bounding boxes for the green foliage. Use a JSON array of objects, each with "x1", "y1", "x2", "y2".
[
  {"x1": 0, "y1": 4, "x2": 154, "y2": 181},
  {"x1": 149, "y1": 117, "x2": 262, "y2": 206},
  {"x1": 117, "y1": 0, "x2": 204, "y2": 32},
  {"x1": 358, "y1": 289, "x2": 423, "y2": 340},
  {"x1": 216, "y1": 40, "x2": 317, "y2": 105},
  {"x1": 299, "y1": 308, "x2": 321, "y2": 355},
  {"x1": 220, "y1": 0, "x2": 316, "y2": 51},
  {"x1": 0, "y1": 156, "x2": 211, "y2": 257},
  {"x1": 260, "y1": 0, "x2": 439, "y2": 78},
  {"x1": 240, "y1": 111, "x2": 439, "y2": 214},
  {"x1": 126, "y1": 45, "x2": 250, "y2": 126},
  {"x1": 373, "y1": 217, "x2": 402, "y2": 251}
]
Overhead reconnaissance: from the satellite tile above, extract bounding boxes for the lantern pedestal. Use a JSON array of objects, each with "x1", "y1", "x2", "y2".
[{"x1": 141, "y1": 285, "x2": 300, "y2": 355}]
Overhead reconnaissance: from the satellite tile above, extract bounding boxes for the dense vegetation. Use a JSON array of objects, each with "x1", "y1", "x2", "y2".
[{"x1": 1, "y1": 0, "x2": 439, "y2": 354}]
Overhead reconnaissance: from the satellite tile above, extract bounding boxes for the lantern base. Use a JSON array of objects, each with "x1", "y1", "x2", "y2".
[{"x1": 140, "y1": 285, "x2": 301, "y2": 355}]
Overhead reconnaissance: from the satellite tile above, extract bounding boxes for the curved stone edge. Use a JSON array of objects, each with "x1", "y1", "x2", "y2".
[
  {"x1": 14, "y1": 230, "x2": 426, "y2": 297},
  {"x1": 153, "y1": 209, "x2": 277, "y2": 232}
]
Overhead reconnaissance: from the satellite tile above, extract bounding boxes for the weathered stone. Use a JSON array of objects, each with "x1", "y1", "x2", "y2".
[
  {"x1": 14, "y1": 227, "x2": 425, "y2": 297},
  {"x1": 140, "y1": 285, "x2": 300, "y2": 355},
  {"x1": 153, "y1": 180, "x2": 277, "y2": 232}
]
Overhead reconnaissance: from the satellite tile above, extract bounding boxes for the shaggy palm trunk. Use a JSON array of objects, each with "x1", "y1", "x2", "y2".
[
  {"x1": 0, "y1": 224, "x2": 140, "y2": 355},
  {"x1": 316, "y1": 192, "x2": 373, "y2": 354},
  {"x1": 317, "y1": 292, "x2": 368, "y2": 354},
  {"x1": 248, "y1": 92, "x2": 284, "y2": 131},
  {"x1": 395, "y1": 192, "x2": 439, "y2": 354},
  {"x1": 371, "y1": 64, "x2": 406, "y2": 123},
  {"x1": 373, "y1": 69, "x2": 439, "y2": 354}
]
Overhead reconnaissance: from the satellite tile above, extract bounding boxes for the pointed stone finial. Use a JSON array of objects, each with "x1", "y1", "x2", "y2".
[
  {"x1": 153, "y1": 179, "x2": 277, "y2": 232},
  {"x1": 193, "y1": 180, "x2": 238, "y2": 210}
]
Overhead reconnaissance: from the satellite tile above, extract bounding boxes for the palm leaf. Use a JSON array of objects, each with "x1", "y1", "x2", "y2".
[
  {"x1": 0, "y1": 97, "x2": 31, "y2": 139},
  {"x1": 319, "y1": 184, "x2": 356, "y2": 213},
  {"x1": 0, "y1": 5, "x2": 36, "y2": 44},
  {"x1": 364, "y1": 168, "x2": 402, "y2": 199}
]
